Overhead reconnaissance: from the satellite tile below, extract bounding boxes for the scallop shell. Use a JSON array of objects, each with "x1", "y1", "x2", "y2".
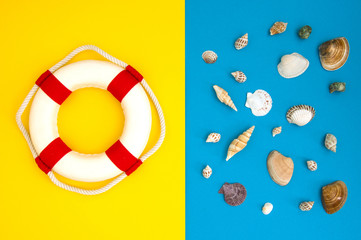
[
  {"x1": 272, "y1": 126, "x2": 282, "y2": 137},
  {"x1": 231, "y1": 71, "x2": 247, "y2": 83},
  {"x1": 299, "y1": 201, "x2": 314, "y2": 211},
  {"x1": 226, "y1": 126, "x2": 255, "y2": 161},
  {"x1": 234, "y1": 33, "x2": 248, "y2": 50},
  {"x1": 202, "y1": 165, "x2": 212, "y2": 179},
  {"x1": 262, "y1": 202, "x2": 273, "y2": 215},
  {"x1": 286, "y1": 105, "x2": 315, "y2": 126},
  {"x1": 213, "y1": 85, "x2": 237, "y2": 111},
  {"x1": 277, "y1": 53, "x2": 309, "y2": 78},
  {"x1": 307, "y1": 160, "x2": 317, "y2": 171},
  {"x1": 319, "y1": 37, "x2": 349, "y2": 71},
  {"x1": 270, "y1": 22, "x2": 288, "y2": 35},
  {"x1": 245, "y1": 90, "x2": 272, "y2": 116},
  {"x1": 322, "y1": 181, "x2": 347, "y2": 214},
  {"x1": 325, "y1": 133, "x2": 337, "y2": 152},
  {"x1": 206, "y1": 133, "x2": 221, "y2": 143},
  {"x1": 218, "y1": 183, "x2": 247, "y2": 206},
  {"x1": 202, "y1": 50, "x2": 218, "y2": 64},
  {"x1": 267, "y1": 150, "x2": 294, "y2": 186},
  {"x1": 329, "y1": 82, "x2": 346, "y2": 93},
  {"x1": 298, "y1": 25, "x2": 312, "y2": 39}
]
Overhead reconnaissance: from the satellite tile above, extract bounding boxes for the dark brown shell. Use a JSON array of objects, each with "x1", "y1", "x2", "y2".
[
  {"x1": 321, "y1": 181, "x2": 348, "y2": 214},
  {"x1": 218, "y1": 183, "x2": 247, "y2": 206}
]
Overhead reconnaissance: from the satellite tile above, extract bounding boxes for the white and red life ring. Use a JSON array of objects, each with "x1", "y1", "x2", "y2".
[{"x1": 16, "y1": 45, "x2": 165, "y2": 195}]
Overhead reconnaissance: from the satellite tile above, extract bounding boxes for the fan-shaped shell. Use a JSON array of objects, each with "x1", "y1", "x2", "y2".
[
  {"x1": 202, "y1": 50, "x2": 218, "y2": 64},
  {"x1": 202, "y1": 165, "x2": 212, "y2": 179},
  {"x1": 206, "y1": 133, "x2": 221, "y2": 143},
  {"x1": 307, "y1": 160, "x2": 317, "y2": 171},
  {"x1": 299, "y1": 201, "x2": 314, "y2": 211},
  {"x1": 262, "y1": 202, "x2": 273, "y2": 215},
  {"x1": 231, "y1": 71, "x2": 247, "y2": 83},
  {"x1": 267, "y1": 150, "x2": 294, "y2": 186},
  {"x1": 329, "y1": 82, "x2": 346, "y2": 93},
  {"x1": 245, "y1": 90, "x2": 272, "y2": 116},
  {"x1": 234, "y1": 33, "x2": 248, "y2": 50},
  {"x1": 277, "y1": 53, "x2": 309, "y2": 78},
  {"x1": 226, "y1": 126, "x2": 255, "y2": 161},
  {"x1": 270, "y1": 22, "x2": 288, "y2": 35},
  {"x1": 325, "y1": 133, "x2": 337, "y2": 152},
  {"x1": 286, "y1": 105, "x2": 315, "y2": 126},
  {"x1": 272, "y1": 126, "x2": 282, "y2": 137},
  {"x1": 322, "y1": 181, "x2": 347, "y2": 214},
  {"x1": 213, "y1": 85, "x2": 237, "y2": 111},
  {"x1": 218, "y1": 183, "x2": 247, "y2": 206},
  {"x1": 319, "y1": 37, "x2": 349, "y2": 71}
]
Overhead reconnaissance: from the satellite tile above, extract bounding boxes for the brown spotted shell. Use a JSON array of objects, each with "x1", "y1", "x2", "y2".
[
  {"x1": 218, "y1": 183, "x2": 247, "y2": 206},
  {"x1": 319, "y1": 37, "x2": 349, "y2": 71},
  {"x1": 270, "y1": 22, "x2": 288, "y2": 35},
  {"x1": 234, "y1": 33, "x2": 248, "y2": 50},
  {"x1": 307, "y1": 160, "x2": 317, "y2": 171},
  {"x1": 299, "y1": 201, "x2": 314, "y2": 211},
  {"x1": 325, "y1": 133, "x2": 337, "y2": 152},
  {"x1": 267, "y1": 150, "x2": 294, "y2": 186},
  {"x1": 202, "y1": 50, "x2": 218, "y2": 64},
  {"x1": 231, "y1": 71, "x2": 247, "y2": 83},
  {"x1": 322, "y1": 181, "x2": 348, "y2": 214}
]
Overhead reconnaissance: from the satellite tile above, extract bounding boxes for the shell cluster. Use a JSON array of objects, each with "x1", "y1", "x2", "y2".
[
  {"x1": 286, "y1": 105, "x2": 315, "y2": 126},
  {"x1": 206, "y1": 133, "x2": 221, "y2": 143},
  {"x1": 307, "y1": 160, "x2": 317, "y2": 171},
  {"x1": 277, "y1": 53, "x2": 309, "y2": 78},
  {"x1": 267, "y1": 150, "x2": 294, "y2": 186},
  {"x1": 319, "y1": 37, "x2": 349, "y2": 71},
  {"x1": 245, "y1": 90, "x2": 272, "y2": 116},
  {"x1": 213, "y1": 85, "x2": 237, "y2": 111},
  {"x1": 218, "y1": 183, "x2": 247, "y2": 206},
  {"x1": 270, "y1": 22, "x2": 288, "y2": 35},
  {"x1": 299, "y1": 201, "x2": 314, "y2": 211},
  {"x1": 322, "y1": 181, "x2": 348, "y2": 214},
  {"x1": 325, "y1": 133, "x2": 337, "y2": 152},
  {"x1": 231, "y1": 71, "x2": 247, "y2": 83},
  {"x1": 234, "y1": 33, "x2": 248, "y2": 50},
  {"x1": 272, "y1": 126, "x2": 282, "y2": 137},
  {"x1": 202, "y1": 50, "x2": 218, "y2": 64},
  {"x1": 202, "y1": 165, "x2": 212, "y2": 179},
  {"x1": 226, "y1": 126, "x2": 255, "y2": 161}
]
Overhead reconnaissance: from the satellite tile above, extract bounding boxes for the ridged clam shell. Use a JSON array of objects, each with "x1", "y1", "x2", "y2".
[
  {"x1": 202, "y1": 50, "x2": 218, "y2": 64},
  {"x1": 307, "y1": 160, "x2": 317, "y2": 171},
  {"x1": 262, "y1": 202, "x2": 273, "y2": 215},
  {"x1": 329, "y1": 82, "x2": 346, "y2": 93},
  {"x1": 202, "y1": 165, "x2": 212, "y2": 179},
  {"x1": 270, "y1": 22, "x2": 288, "y2": 35},
  {"x1": 245, "y1": 90, "x2": 272, "y2": 116},
  {"x1": 299, "y1": 201, "x2": 314, "y2": 211},
  {"x1": 218, "y1": 183, "x2": 247, "y2": 206},
  {"x1": 213, "y1": 85, "x2": 237, "y2": 111},
  {"x1": 322, "y1": 181, "x2": 347, "y2": 214},
  {"x1": 286, "y1": 105, "x2": 315, "y2": 126},
  {"x1": 231, "y1": 71, "x2": 247, "y2": 83},
  {"x1": 325, "y1": 133, "x2": 337, "y2": 152},
  {"x1": 272, "y1": 126, "x2": 282, "y2": 137},
  {"x1": 277, "y1": 53, "x2": 309, "y2": 78},
  {"x1": 226, "y1": 126, "x2": 255, "y2": 161},
  {"x1": 234, "y1": 33, "x2": 248, "y2": 50},
  {"x1": 206, "y1": 133, "x2": 221, "y2": 143},
  {"x1": 267, "y1": 150, "x2": 294, "y2": 186},
  {"x1": 319, "y1": 37, "x2": 349, "y2": 71}
]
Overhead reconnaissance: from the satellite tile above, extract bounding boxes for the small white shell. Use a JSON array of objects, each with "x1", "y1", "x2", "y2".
[
  {"x1": 299, "y1": 201, "x2": 314, "y2": 211},
  {"x1": 272, "y1": 126, "x2": 282, "y2": 137},
  {"x1": 231, "y1": 71, "x2": 247, "y2": 83},
  {"x1": 245, "y1": 89, "x2": 272, "y2": 116},
  {"x1": 277, "y1": 53, "x2": 309, "y2": 78},
  {"x1": 234, "y1": 33, "x2": 248, "y2": 50},
  {"x1": 202, "y1": 165, "x2": 212, "y2": 179},
  {"x1": 202, "y1": 50, "x2": 218, "y2": 64},
  {"x1": 307, "y1": 160, "x2": 317, "y2": 171},
  {"x1": 325, "y1": 133, "x2": 337, "y2": 152},
  {"x1": 286, "y1": 105, "x2": 315, "y2": 126},
  {"x1": 262, "y1": 202, "x2": 273, "y2": 215},
  {"x1": 206, "y1": 133, "x2": 221, "y2": 143}
]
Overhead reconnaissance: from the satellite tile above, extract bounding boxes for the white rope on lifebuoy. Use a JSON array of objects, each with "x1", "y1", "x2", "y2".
[{"x1": 16, "y1": 45, "x2": 166, "y2": 195}]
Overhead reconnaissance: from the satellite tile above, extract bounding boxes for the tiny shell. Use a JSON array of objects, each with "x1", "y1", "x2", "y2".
[
  {"x1": 322, "y1": 180, "x2": 347, "y2": 214},
  {"x1": 206, "y1": 133, "x2": 221, "y2": 143},
  {"x1": 202, "y1": 50, "x2": 218, "y2": 64},
  {"x1": 277, "y1": 53, "x2": 309, "y2": 78},
  {"x1": 267, "y1": 150, "x2": 294, "y2": 186},
  {"x1": 245, "y1": 90, "x2": 272, "y2": 116},
  {"x1": 286, "y1": 105, "x2": 315, "y2": 126},
  {"x1": 298, "y1": 25, "x2": 312, "y2": 39},
  {"x1": 218, "y1": 183, "x2": 247, "y2": 206},
  {"x1": 319, "y1": 37, "x2": 349, "y2": 71},
  {"x1": 272, "y1": 126, "x2": 282, "y2": 137},
  {"x1": 226, "y1": 126, "x2": 255, "y2": 161},
  {"x1": 325, "y1": 133, "x2": 337, "y2": 152},
  {"x1": 234, "y1": 33, "x2": 248, "y2": 50},
  {"x1": 202, "y1": 165, "x2": 212, "y2": 179},
  {"x1": 307, "y1": 160, "x2": 317, "y2": 171},
  {"x1": 262, "y1": 202, "x2": 273, "y2": 215},
  {"x1": 231, "y1": 71, "x2": 247, "y2": 83},
  {"x1": 270, "y1": 22, "x2": 288, "y2": 35},
  {"x1": 299, "y1": 201, "x2": 314, "y2": 211},
  {"x1": 213, "y1": 85, "x2": 237, "y2": 111},
  {"x1": 329, "y1": 82, "x2": 346, "y2": 93}
]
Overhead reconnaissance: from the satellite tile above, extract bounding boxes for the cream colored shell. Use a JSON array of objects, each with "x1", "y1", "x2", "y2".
[
  {"x1": 231, "y1": 71, "x2": 247, "y2": 83},
  {"x1": 307, "y1": 160, "x2": 317, "y2": 171},
  {"x1": 262, "y1": 202, "x2": 273, "y2": 215},
  {"x1": 213, "y1": 85, "x2": 237, "y2": 111},
  {"x1": 277, "y1": 53, "x2": 309, "y2": 78},
  {"x1": 226, "y1": 126, "x2": 255, "y2": 161},
  {"x1": 206, "y1": 133, "x2": 221, "y2": 143},
  {"x1": 325, "y1": 133, "x2": 337, "y2": 152},
  {"x1": 245, "y1": 90, "x2": 272, "y2": 116},
  {"x1": 267, "y1": 150, "x2": 294, "y2": 186},
  {"x1": 235, "y1": 33, "x2": 248, "y2": 50},
  {"x1": 272, "y1": 126, "x2": 282, "y2": 137},
  {"x1": 202, "y1": 50, "x2": 218, "y2": 64},
  {"x1": 299, "y1": 201, "x2": 314, "y2": 211},
  {"x1": 202, "y1": 165, "x2": 212, "y2": 179},
  {"x1": 286, "y1": 105, "x2": 315, "y2": 126}
]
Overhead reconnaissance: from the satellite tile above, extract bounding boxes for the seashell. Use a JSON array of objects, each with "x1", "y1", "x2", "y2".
[
  {"x1": 307, "y1": 160, "x2": 317, "y2": 171},
  {"x1": 277, "y1": 53, "x2": 309, "y2": 78},
  {"x1": 298, "y1": 25, "x2": 312, "y2": 39},
  {"x1": 267, "y1": 150, "x2": 294, "y2": 186},
  {"x1": 234, "y1": 33, "x2": 248, "y2": 50},
  {"x1": 322, "y1": 180, "x2": 347, "y2": 214},
  {"x1": 218, "y1": 183, "x2": 247, "y2": 206},
  {"x1": 329, "y1": 82, "x2": 346, "y2": 93},
  {"x1": 270, "y1": 22, "x2": 288, "y2": 35},
  {"x1": 245, "y1": 90, "x2": 272, "y2": 116},
  {"x1": 202, "y1": 50, "x2": 218, "y2": 64},
  {"x1": 324, "y1": 133, "x2": 337, "y2": 152},
  {"x1": 319, "y1": 37, "x2": 349, "y2": 71},
  {"x1": 213, "y1": 85, "x2": 237, "y2": 111},
  {"x1": 299, "y1": 201, "x2": 314, "y2": 211},
  {"x1": 272, "y1": 126, "x2": 282, "y2": 137},
  {"x1": 286, "y1": 105, "x2": 315, "y2": 126},
  {"x1": 206, "y1": 133, "x2": 221, "y2": 143},
  {"x1": 262, "y1": 202, "x2": 273, "y2": 215},
  {"x1": 226, "y1": 126, "x2": 255, "y2": 161},
  {"x1": 231, "y1": 71, "x2": 247, "y2": 83},
  {"x1": 202, "y1": 165, "x2": 212, "y2": 179}
]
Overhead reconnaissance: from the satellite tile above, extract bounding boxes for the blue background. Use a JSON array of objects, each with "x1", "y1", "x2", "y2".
[{"x1": 186, "y1": 0, "x2": 361, "y2": 239}]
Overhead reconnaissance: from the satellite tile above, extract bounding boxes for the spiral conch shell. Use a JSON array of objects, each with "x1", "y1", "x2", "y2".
[
  {"x1": 322, "y1": 181, "x2": 347, "y2": 214},
  {"x1": 202, "y1": 50, "x2": 218, "y2": 64},
  {"x1": 272, "y1": 126, "x2": 282, "y2": 137},
  {"x1": 319, "y1": 37, "x2": 349, "y2": 71},
  {"x1": 325, "y1": 133, "x2": 337, "y2": 152},
  {"x1": 262, "y1": 202, "x2": 273, "y2": 215},
  {"x1": 245, "y1": 90, "x2": 272, "y2": 116},
  {"x1": 286, "y1": 105, "x2": 315, "y2": 126},
  {"x1": 226, "y1": 126, "x2": 255, "y2": 161},
  {"x1": 213, "y1": 85, "x2": 237, "y2": 111},
  {"x1": 270, "y1": 22, "x2": 288, "y2": 35},
  {"x1": 267, "y1": 150, "x2": 294, "y2": 186},
  {"x1": 299, "y1": 201, "x2": 314, "y2": 211},
  {"x1": 277, "y1": 53, "x2": 309, "y2": 78},
  {"x1": 202, "y1": 165, "x2": 212, "y2": 179},
  {"x1": 307, "y1": 160, "x2": 317, "y2": 171},
  {"x1": 206, "y1": 133, "x2": 221, "y2": 143},
  {"x1": 234, "y1": 33, "x2": 248, "y2": 50},
  {"x1": 231, "y1": 71, "x2": 247, "y2": 83}
]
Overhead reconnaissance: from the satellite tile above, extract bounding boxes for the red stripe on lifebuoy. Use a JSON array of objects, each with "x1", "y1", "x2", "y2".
[
  {"x1": 36, "y1": 70, "x2": 72, "y2": 105},
  {"x1": 107, "y1": 66, "x2": 142, "y2": 102},
  {"x1": 105, "y1": 140, "x2": 142, "y2": 175},
  {"x1": 35, "y1": 137, "x2": 71, "y2": 174}
]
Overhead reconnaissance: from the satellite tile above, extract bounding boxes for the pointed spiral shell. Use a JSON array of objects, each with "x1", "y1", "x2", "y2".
[
  {"x1": 202, "y1": 165, "x2": 212, "y2": 179},
  {"x1": 270, "y1": 22, "x2": 287, "y2": 35},
  {"x1": 299, "y1": 201, "x2": 314, "y2": 211},
  {"x1": 231, "y1": 71, "x2": 247, "y2": 83},
  {"x1": 206, "y1": 133, "x2": 221, "y2": 143},
  {"x1": 213, "y1": 85, "x2": 237, "y2": 111},
  {"x1": 234, "y1": 33, "x2": 248, "y2": 50},
  {"x1": 325, "y1": 133, "x2": 337, "y2": 152},
  {"x1": 272, "y1": 126, "x2": 282, "y2": 137},
  {"x1": 307, "y1": 160, "x2": 317, "y2": 171}
]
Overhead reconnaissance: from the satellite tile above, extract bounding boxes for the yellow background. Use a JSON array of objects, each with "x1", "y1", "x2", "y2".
[{"x1": 0, "y1": 0, "x2": 184, "y2": 239}]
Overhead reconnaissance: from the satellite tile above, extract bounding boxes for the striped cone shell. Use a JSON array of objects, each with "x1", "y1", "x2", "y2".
[{"x1": 234, "y1": 33, "x2": 248, "y2": 50}]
